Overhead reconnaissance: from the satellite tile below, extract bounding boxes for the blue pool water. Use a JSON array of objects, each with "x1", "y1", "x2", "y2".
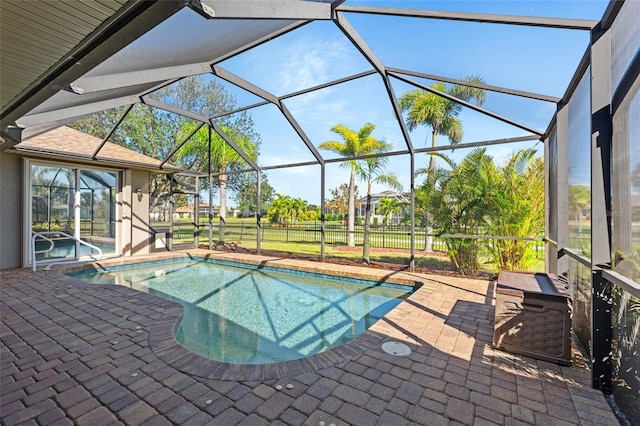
[
  {"x1": 35, "y1": 239, "x2": 115, "y2": 259},
  {"x1": 72, "y1": 258, "x2": 413, "y2": 364}
]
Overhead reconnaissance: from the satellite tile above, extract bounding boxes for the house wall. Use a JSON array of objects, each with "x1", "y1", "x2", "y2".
[
  {"x1": 0, "y1": 152, "x2": 22, "y2": 269},
  {"x1": 122, "y1": 169, "x2": 151, "y2": 256}
]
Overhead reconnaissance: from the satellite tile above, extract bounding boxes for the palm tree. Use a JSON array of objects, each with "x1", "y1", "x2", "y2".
[
  {"x1": 290, "y1": 197, "x2": 307, "y2": 225},
  {"x1": 378, "y1": 196, "x2": 401, "y2": 226},
  {"x1": 319, "y1": 123, "x2": 387, "y2": 247},
  {"x1": 267, "y1": 193, "x2": 293, "y2": 226},
  {"x1": 487, "y1": 149, "x2": 544, "y2": 271},
  {"x1": 399, "y1": 76, "x2": 487, "y2": 251},
  {"x1": 355, "y1": 144, "x2": 402, "y2": 264},
  {"x1": 424, "y1": 148, "x2": 496, "y2": 274},
  {"x1": 176, "y1": 122, "x2": 257, "y2": 244}
]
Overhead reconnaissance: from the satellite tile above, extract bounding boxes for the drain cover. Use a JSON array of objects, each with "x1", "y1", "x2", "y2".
[{"x1": 381, "y1": 341, "x2": 411, "y2": 356}]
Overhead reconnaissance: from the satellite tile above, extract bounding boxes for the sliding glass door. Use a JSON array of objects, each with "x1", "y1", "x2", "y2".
[{"x1": 30, "y1": 163, "x2": 118, "y2": 261}]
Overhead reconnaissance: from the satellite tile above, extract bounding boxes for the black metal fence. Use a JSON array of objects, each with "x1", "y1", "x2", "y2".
[{"x1": 170, "y1": 220, "x2": 545, "y2": 258}]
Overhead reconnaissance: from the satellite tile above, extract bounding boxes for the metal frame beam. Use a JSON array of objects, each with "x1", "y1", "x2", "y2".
[
  {"x1": 68, "y1": 64, "x2": 212, "y2": 95},
  {"x1": 212, "y1": 70, "x2": 377, "y2": 120},
  {"x1": 16, "y1": 97, "x2": 140, "y2": 129},
  {"x1": 390, "y1": 72, "x2": 544, "y2": 136},
  {"x1": 209, "y1": 120, "x2": 260, "y2": 171},
  {"x1": 414, "y1": 135, "x2": 540, "y2": 154},
  {"x1": 335, "y1": 12, "x2": 414, "y2": 153},
  {"x1": 212, "y1": 65, "x2": 324, "y2": 165},
  {"x1": 387, "y1": 67, "x2": 561, "y2": 103},
  {"x1": 191, "y1": 0, "x2": 332, "y2": 20},
  {"x1": 142, "y1": 96, "x2": 259, "y2": 171},
  {"x1": 336, "y1": 5, "x2": 598, "y2": 30},
  {"x1": 160, "y1": 122, "x2": 206, "y2": 168},
  {"x1": 92, "y1": 104, "x2": 134, "y2": 159},
  {"x1": 590, "y1": 25, "x2": 613, "y2": 394}
]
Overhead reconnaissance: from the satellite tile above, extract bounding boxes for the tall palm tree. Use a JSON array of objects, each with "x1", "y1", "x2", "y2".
[
  {"x1": 176, "y1": 122, "x2": 257, "y2": 244},
  {"x1": 319, "y1": 123, "x2": 387, "y2": 246},
  {"x1": 355, "y1": 145, "x2": 402, "y2": 264},
  {"x1": 399, "y1": 76, "x2": 487, "y2": 251},
  {"x1": 399, "y1": 76, "x2": 487, "y2": 176}
]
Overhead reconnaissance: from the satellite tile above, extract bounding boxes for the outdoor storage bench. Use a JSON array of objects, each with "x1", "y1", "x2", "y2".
[{"x1": 493, "y1": 271, "x2": 572, "y2": 365}]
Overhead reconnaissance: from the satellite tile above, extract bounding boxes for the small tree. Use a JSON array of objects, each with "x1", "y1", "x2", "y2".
[
  {"x1": 326, "y1": 183, "x2": 358, "y2": 217},
  {"x1": 233, "y1": 173, "x2": 275, "y2": 217},
  {"x1": 378, "y1": 196, "x2": 401, "y2": 226}
]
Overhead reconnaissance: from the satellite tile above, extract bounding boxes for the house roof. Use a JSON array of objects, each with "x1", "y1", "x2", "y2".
[
  {"x1": 357, "y1": 190, "x2": 410, "y2": 203},
  {"x1": 9, "y1": 126, "x2": 179, "y2": 172}
]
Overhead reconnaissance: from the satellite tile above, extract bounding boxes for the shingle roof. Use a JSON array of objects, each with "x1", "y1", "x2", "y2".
[{"x1": 11, "y1": 126, "x2": 177, "y2": 172}]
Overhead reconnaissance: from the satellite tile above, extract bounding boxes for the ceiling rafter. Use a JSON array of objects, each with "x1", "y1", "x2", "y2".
[
  {"x1": 18, "y1": 96, "x2": 140, "y2": 129},
  {"x1": 190, "y1": 0, "x2": 332, "y2": 20},
  {"x1": 336, "y1": 5, "x2": 598, "y2": 30},
  {"x1": 1, "y1": 0, "x2": 186, "y2": 133}
]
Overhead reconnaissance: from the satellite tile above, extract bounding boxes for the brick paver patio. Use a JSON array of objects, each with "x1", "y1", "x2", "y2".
[{"x1": 1, "y1": 251, "x2": 619, "y2": 425}]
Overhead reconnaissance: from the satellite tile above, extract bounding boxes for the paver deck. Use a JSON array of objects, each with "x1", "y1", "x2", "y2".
[{"x1": 1, "y1": 250, "x2": 619, "y2": 425}]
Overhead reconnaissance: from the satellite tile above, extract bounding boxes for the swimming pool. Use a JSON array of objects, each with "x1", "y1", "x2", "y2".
[{"x1": 72, "y1": 258, "x2": 413, "y2": 364}]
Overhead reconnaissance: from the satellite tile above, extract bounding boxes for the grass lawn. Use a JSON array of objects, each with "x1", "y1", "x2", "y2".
[{"x1": 170, "y1": 217, "x2": 547, "y2": 274}]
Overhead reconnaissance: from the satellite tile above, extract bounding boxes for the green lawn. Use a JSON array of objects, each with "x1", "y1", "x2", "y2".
[{"x1": 162, "y1": 216, "x2": 547, "y2": 273}]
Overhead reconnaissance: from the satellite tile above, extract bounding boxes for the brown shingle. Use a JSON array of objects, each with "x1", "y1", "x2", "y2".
[{"x1": 14, "y1": 126, "x2": 174, "y2": 170}]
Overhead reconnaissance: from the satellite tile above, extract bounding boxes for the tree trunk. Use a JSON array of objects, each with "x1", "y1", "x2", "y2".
[
  {"x1": 362, "y1": 186, "x2": 372, "y2": 264},
  {"x1": 347, "y1": 168, "x2": 355, "y2": 247},
  {"x1": 219, "y1": 169, "x2": 227, "y2": 244},
  {"x1": 425, "y1": 130, "x2": 437, "y2": 252}
]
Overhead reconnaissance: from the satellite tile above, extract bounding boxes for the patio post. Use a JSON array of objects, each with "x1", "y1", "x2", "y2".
[
  {"x1": 321, "y1": 164, "x2": 325, "y2": 263},
  {"x1": 208, "y1": 125, "x2": 213, "y2": 250},
  {"x1": 410, "y1": 153, "x2": 415, "y2": 272},
  {"x1": 590, "y1": 25, "x2": 613, "y2": 394},
  {"x1": 256, "y1": 170, "x2": 261, "y2": 256}
]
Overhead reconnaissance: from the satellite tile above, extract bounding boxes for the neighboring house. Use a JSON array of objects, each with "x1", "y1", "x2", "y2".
[{"x1": 356, "y1": 190, "x2": 409, "y2": 225}]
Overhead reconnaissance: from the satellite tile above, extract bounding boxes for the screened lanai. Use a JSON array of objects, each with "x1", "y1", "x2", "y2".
[{"x1": 1, "y1": 0, "x2": 639, "y2": 422}]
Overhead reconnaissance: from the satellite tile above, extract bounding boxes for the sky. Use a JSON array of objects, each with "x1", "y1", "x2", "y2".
[
  {"x1": 191, "y1": 0, "x2": 610, "y2": 206},
  {"x1": 118, "y1": 0, "x2": 609, "y2": 207}
]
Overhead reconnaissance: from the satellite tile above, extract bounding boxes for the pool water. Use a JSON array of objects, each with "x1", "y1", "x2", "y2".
[
  {"x1": 35, "y1": 239, "x2": 115, "y2": 259},
  {"x1": 73, "y1": 258, "x2": 413, "y2": 364}
]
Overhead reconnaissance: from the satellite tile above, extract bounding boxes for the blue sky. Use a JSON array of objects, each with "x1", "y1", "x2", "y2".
[{"x1": 206, "y1": 0, "x2": 610, "y2": 206}]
